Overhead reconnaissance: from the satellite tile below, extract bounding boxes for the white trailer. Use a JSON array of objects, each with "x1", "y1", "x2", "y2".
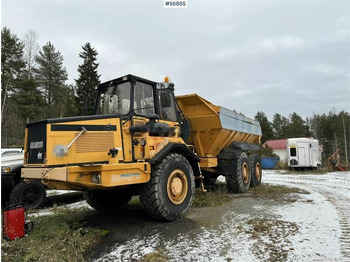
[{"x1": 287, "y1": 138, "x2": 322, "y2": 170}]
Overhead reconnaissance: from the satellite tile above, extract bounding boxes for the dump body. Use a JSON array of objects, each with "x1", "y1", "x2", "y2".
[{"x1": 176, "y1": 94, "x2": 262, "y2": 158}]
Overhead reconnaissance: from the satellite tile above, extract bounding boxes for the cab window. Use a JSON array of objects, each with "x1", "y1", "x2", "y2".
[
  {"x1": 97, "y1": 82, "x2": 131, "y2": 115},
  {"x1": 134, "y1": 82, "x2": 155, "y2": 116},
  {"x1": 159, "y1": 91, "x2": 177, "y2": 122}
]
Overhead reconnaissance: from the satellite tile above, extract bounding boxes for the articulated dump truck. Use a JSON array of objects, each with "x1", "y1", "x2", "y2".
[{"x1": 18, "y1": 74, "x2": 262, "y2": 221}]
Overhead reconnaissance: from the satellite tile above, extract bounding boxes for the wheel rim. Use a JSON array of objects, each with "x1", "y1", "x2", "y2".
[
  {"x1": 255, "y1": 162, "x2": 261, "y2": 181},
  {"x1": 242, "y1": 162, "x2": 249, "y2": 183},
  {"x1": 22, "y1": 187, "x2": 40, "y2": 208},
  {"x1": 167, "y1": 169, "x2": 188, "y2": 205}
]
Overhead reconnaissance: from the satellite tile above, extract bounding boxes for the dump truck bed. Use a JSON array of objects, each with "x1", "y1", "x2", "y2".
[{"x1": 176, "y1": 94, "x2": 261, "y2": 158}]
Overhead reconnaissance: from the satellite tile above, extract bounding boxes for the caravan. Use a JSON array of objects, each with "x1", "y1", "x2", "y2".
[{"x1": 287, "y1": 138, "x2": 322, "y2": 170}]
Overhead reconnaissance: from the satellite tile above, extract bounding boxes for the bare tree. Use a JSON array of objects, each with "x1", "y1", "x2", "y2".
[{"x1": 23, "y1": 29, "x2": 39, "y2": 79}]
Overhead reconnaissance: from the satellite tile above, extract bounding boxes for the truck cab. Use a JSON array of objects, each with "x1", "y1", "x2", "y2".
[{"x1": 96, "y1": 75, "x2": 179, "y2": 123}]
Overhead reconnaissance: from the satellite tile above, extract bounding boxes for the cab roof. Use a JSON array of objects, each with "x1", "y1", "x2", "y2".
[{"x1": 97, "y1": 74, "x2": 158, "y2": 91}]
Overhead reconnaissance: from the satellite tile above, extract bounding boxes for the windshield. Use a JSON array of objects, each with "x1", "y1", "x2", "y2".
[{"x1": 97, "y1": 82, "x2": 131, "y2": 115}]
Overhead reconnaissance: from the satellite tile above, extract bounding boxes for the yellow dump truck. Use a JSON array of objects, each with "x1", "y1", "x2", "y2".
[{"x1": 15, "y1": 75, "x2": 262, "y2": 221}]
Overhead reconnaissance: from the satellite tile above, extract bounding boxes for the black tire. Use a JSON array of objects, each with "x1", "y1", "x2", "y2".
[
  {"x1": 250, "y1": 154, "x2": 262, "y2": 187},
  {"x1": 226, "y1": 152, "x2": 251, "y2": 193},
  {"x1": 9, "y1": 182, "x2": 46, "y2": 210},
  {"x1": 84, "y1": 188, "x2": 132, "y2": 211},
  {"x1": 140, "y1": 153, "x2": 195, "y2": 221}
]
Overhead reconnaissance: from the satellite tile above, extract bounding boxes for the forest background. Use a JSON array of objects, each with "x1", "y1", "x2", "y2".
[{"x1": 1, "y1": 27, "x2": 349, "y2": 165}]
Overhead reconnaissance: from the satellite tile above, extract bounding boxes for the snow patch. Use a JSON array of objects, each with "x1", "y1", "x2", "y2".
[{"x1": 28, "y1": 200, "x2": 92, "y2": 218}]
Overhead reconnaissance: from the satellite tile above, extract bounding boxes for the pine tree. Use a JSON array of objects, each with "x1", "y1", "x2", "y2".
[
  {"x1": 287, "y1": 112, "x2": 312, "y2": 138},
  {"x1": 272, "y1": 113, "x2": 289, "y2": 139},
  {"x1": 12, "y1": 77, "x2": 43, "y2": 122},
  {"x1": 58, "y1": 85, "x2": 78, "y2": 118},
  {"x1": 310, "y1": 111, "x2": 350, "y2": 164},
  {"x1": 255, "y1": 111, "x2": 274, "y2": 144},
  {"x1": 1, "y1": 27, "x2": 26, "y2": 120},
  {"x1": 75, "y1": 42, "x2": 100, "y2": 115},
  {"x1": 34, "y1": 42, "x2": 68, "y2": 118}
]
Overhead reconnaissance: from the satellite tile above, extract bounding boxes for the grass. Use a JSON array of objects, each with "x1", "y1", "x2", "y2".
[
  {"x1": 1, "y1": 211, "x2": 106, "y2": 262},
  {"x1": 126, "y1": 183, "x2": 233, "y2": 208},
  {"x1": 274, "y1": 160, "x2": 288, "y2": 170},
  {"x1": 193, "y1": 182, "x2": 232, "y2": 207},
  {"x1": 128, "y1": 196, "x2": 142, "y2": 207},
  {"x1": 193, "y1": 180, "x2": 308, "y2": 207},
  {"x1": 249, "y1": 184, "x2": 308, "y2": 195},
  {"x1": 140, "y1": 248, "x2": 168, "y2": 262},
  {"x1": 245, "y1": 184, "x2": 309, "y2": 204}
]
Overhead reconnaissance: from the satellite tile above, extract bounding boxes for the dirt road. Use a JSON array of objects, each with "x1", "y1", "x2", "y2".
[
  {"x1": 86, "y1": 170, "x2": 350, "y2": 262},
  {"x1": 264, "y1": 170, "x2": 350, "y2": 261}
]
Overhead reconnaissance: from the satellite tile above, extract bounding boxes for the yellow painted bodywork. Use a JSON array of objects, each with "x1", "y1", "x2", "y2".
[
  {"x1": 176, "y1": 94, "x2": 261, "y2": 159},
  {"x1": 24, "y1": 118, "x2": 124, "y2": 167},
  {"x1": 199, "y1": 158, "x2": 218, "y2": 168},
  {"x1": 130, "y1": 117, "x2": 183, "y2": 161},
  {"x1": 22, "y1": 115, "x2": 187, "y2": 190},
  {"x1": 22, "y1": 162, "x2": 150, "y2": 190}
]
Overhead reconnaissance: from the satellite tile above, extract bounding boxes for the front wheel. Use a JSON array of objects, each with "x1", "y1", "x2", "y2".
[
  {"x1": 9, "y1": 182, "x2": 46, "y2": 210},
  {"x1": 140, "y1": 153, "x2": 195, "y2": 221},
  {"x1": 84, "y1": 188, "x2": 132, "y2": 211}
]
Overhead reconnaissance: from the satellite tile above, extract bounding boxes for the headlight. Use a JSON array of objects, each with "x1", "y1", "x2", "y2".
[
  {"x1": 1, "y1": 166, "x2": 11, "y2": 173},
  {"x1": 140, "y1": 138, "x2": 146, "y2": 147},
  {"x1": 91, "y1": 172, "x2": 101, "y2": 184}
]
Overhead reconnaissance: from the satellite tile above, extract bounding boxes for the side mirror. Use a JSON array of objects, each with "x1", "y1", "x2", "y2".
[{"x1": 160, "y1": 93, "x2": 171, "y2": 107}]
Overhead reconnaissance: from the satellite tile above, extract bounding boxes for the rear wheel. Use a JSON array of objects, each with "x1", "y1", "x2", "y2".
[
  {"x1": 250, "y1": 154, "x2": 262, "y2": 187},
  {"x1": 9, "y1": 182, "x2": 46, "y2": 210},
  {"x1": 140, "y1": 153, "x2": 195, "y2": 221},
  {"x1": 226, "y1": 152, "x2": 251, "y2": 193},
  {"x1": 84, "y1": 188, "x2": 132, "y2": 211}
]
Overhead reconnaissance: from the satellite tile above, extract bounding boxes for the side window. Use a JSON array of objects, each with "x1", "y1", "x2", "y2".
[
  {"x1": 159, "y1": 91, "x2": 177, "y2": 122},
  {"x1": 134, "y1": 82, "x2": 155, "y2": 116},
  {"x1": 290, "y1": 148, "x2": 296, "y2": 157}
]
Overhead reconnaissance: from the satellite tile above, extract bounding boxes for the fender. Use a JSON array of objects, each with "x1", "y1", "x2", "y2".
[
  {"x1": 150, "y1": 143, "x2": 199, "y2": 165},
  {"x1": 150, "y1": 143, "x2": 200, "y2": 177},
  {"x1": 218, "y1": 141, "x2": 260, "y2": 160}
]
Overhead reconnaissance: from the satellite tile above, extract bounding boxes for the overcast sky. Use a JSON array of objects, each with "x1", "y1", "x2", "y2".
[{"x1": 2, "y1": 0, "x2": 350, "y2": 120}]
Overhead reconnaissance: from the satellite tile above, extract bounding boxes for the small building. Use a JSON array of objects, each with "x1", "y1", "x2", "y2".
[{"x1": 262, "y1": 139, "x2": 288, "y2": 162}]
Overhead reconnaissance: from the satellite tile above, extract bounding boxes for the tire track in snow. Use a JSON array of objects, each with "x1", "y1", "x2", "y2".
[{"x1": 264, "y1": 171, "x2": 350, "y2": 261}]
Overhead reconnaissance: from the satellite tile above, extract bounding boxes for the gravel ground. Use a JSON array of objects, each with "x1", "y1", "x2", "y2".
[
  {"x1": 89, "y1": 170, "x2": 350, "y2": 262},
  {"x1": 28, "y1": 170, "x2": 350, "y2": 261}
]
